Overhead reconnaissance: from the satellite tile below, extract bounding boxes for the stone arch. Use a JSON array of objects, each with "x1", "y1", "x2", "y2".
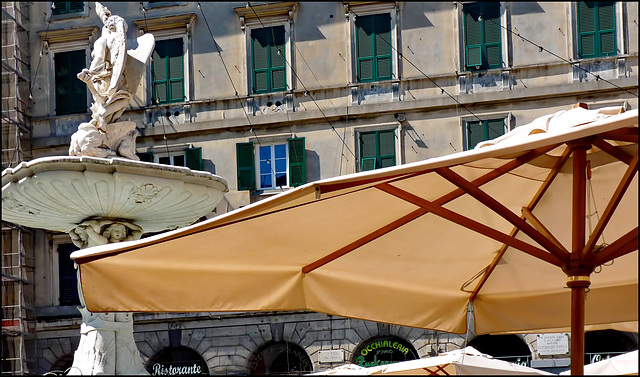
[
  {"x1": 145, "y1": 345, "x2": 209, "y2": 375},
  {"x1": 467, "y1": 334, "x2": 532, "y2": 364},
  {"x1": 248, "y1": 341, "x2": 313, "y2": 375},
  {"x1": 48, "y1": 353, "x2": 74, "y2": 375},
  {"x1": 352, "y1": 335, "x2": 419, "y2": 367},
  {"x1": 585, "y1": 330, "x2": 638, "y2": 364}
]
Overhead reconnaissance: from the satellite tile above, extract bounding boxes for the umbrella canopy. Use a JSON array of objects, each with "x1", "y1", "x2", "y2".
[
  {"x1": 308, "y1": 347, "x2": 551, "y2": 375},
  {"x1": 560, "y1": 350, "x2": 638, "y2": 375},
  {"x1": 72, "y1": 105, "x2": 638, "y2": 374}
]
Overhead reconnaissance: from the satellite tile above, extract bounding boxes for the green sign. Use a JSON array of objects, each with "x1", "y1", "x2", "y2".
[{"x1": 353, "y1": 336, "x2": 418, "y2": 368}]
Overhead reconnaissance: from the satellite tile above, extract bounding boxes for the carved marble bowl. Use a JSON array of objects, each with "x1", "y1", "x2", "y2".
[{"x1": 2, "y1": 156, "x2": 228, "y2": 233}]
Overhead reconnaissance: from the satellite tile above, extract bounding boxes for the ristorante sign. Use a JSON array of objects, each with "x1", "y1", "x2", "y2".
[
  {"x1": 353, "y1": 336, "x2": 418, "y2": 368},
  {"x1": 151, "y1": 362, "x2": 203, "y2": 375}
]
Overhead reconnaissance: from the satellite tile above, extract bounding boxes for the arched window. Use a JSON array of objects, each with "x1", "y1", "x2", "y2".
[
  {"x1": 585, "y1": 330, "x2": 638, "y2": 364},
  {"x1": 352, "y1": 336, "x2": 419, "y2": 367},
  {"x1": 248, "y1": 341, "x2": 313, "y2": 375},
  {"x1": 145, "y1": 346, "x2": 209, "y2": 375},
  {"x1": 468, "y1": 334, "x2": 531, "y2": 366}
]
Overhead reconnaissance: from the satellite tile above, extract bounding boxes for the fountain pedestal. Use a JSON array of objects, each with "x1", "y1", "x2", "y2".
[{"x1": 2, "y1": 156, "x2": 228, "y2": 374}]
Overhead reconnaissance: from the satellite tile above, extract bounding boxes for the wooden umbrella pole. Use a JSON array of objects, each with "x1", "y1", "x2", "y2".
[
  {"x1": 566, "y1": 141, "x2": 593, "y2": 376},
  {"x1": 567, "y1": 276, "x2": 590, "y2": 375}
]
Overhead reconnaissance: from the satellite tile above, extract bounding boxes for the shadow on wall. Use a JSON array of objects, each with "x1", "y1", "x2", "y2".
[{"x1": 306, "y1": 150, "x2": 320, "y2": 183}]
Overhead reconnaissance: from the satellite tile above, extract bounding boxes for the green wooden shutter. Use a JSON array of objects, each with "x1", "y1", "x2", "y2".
[
  {"x1": 55, "y1": 50, "x2": 87, "y2": 115},
  {"x1": 53, "y1": 2, "x2": 84, "y2": 15},
  {"x1": 360, "y1": 132, "x2": 377, "y2": 171},
  {"x1": 464, "y1": 5, "x2": 483, "y2": 69},
  {"x1": 486, "y1": 118, "x2": 505, "y2": 140},
  {"x1": 58, "y1": 243, "x2": 80, "y2": 306},
  {"x1": 237, "y1": 142, "x2": 255, "y2": 190},
  {"x1": 374, "y1": 14, "x2": 392, "y2": 80},
  {"x1": 467, "y1": 121, "x2": 485, "y2": 149},
  {"x1": 356, "y1": 16, "x2": 374, "y2": 82},
  {"x1": 137, "y1": 151, "x2": 154, "y2": 162},
  {"x1": 483, "y1": 3, "x2": 502, "y2": 68},
  {"x1": 271, "y1": 26, "x2": 287, "y2": 92},
  {"x1": 185, "y1": 147, "x2": 203, "y2": 171},
  {"x1": 152, "y1": 41, "x2": 168, "y2": 103},
  {"x1": 378, "y1": 130, "x2": 396, "y2": 169},
  {"x1": 167, "y1": 39, "x2": 184, "y2": 102},
  {"x1": 252, "y1": 28, "x2": 270, "y2": 93},
  {"x1": 578, "y1": 2, "x2": 596, "y2": 58},
  {"x1": 597, "y1": 2, "x2": 616, "y2": 56},
  {"x1": 288, "y1": 137, "x2": 306, "y2": 187},
  {"x1": 152, "y1": 39, "x2": 184, "y2": 104}
]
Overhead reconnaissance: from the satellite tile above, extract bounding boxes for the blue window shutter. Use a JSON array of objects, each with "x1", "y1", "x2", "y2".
[
  {"x1": 288, "y1": 138, "x2": 306, "y2": 187},
  {"x1": 185, "y1": 147, "x2": 203, "y2": 171},
  {"x1": 237, "y1": 142, "x2": 255, "y2": 190}
]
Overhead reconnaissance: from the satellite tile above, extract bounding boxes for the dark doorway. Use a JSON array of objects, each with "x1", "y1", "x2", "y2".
[
  {"x1": 468, "y1": 334, "x2": 531, "y2": 365},
  {"x1": 146, "y1": 346, "x2": 209, "y2": 375},
  {"x1": 249, "y1": 341, "x2": 312, "y2": 375},
  {"x1": 585, "y1": 330, "x2": 638, "y2": 364}
]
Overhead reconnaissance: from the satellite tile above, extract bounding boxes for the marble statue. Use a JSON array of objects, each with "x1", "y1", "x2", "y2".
[{"x1": 69, "y1": 2, "x2": 155, "y2": 160}]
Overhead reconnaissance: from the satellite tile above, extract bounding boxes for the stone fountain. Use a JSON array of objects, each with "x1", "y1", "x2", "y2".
[{"x1": 1, "y1": 3, "x2": 228, "y2": 374}]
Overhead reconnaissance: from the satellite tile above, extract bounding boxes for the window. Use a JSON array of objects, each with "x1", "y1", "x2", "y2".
[
  {"x1": 466, "y1": 118, "x2": 507, "y2": 149},
  {"x1": 52, "y1": 2, "x2": 84, "y2": 15},
  {"x1": 251, "y1": 26, "x2": 287, "y2": 94},
  {"x1": 236, "y1": 138, "x2": 306, "y2": 191},
  {"x1": 57, "y1": 243, "x2": 80, "y2": 306},
  {"x1": 234, "y1": 2, "x2": 296, "y2": 97},
  {"x1": 152, "y1": 38, "x2": 185, "y2": 104},
  {"x1": 355, "y1": 13, "x2": 392, "y2": 83},
  {"x1": 577, "y1": 2, "x2": 617, "y2": 59},
  {"x1": 359, "y1": 130, "x2": 395, "y2": 172},
  {"x1": 54, "y1": 50, "x2": 87, "y2": 115},
  {"x1": 137, "y1": 145, "x2": 202, "y2": 170},
  {"x1": 463, "y1": 2, "x2": 502, "y2": 70}
]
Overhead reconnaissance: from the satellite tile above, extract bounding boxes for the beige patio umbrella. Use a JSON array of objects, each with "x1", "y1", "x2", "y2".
[{"x1": 72, "y1": 105, "x2": 638, "y2": 375}]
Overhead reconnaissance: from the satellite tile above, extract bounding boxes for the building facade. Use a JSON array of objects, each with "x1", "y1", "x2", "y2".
[{"x1": 2, "y1": 1, "x2": 638, "y2": 375}]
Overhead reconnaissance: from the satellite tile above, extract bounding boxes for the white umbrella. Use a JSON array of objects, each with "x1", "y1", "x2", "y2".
[
  {"x1": 560, "y1": 350, "x2": 638, "y2": 375},
  {"x1": 309, "y1": 347, "x2": 553, "y2": 375}
]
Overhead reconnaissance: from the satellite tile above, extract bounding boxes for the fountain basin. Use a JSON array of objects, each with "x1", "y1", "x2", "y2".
[{"x1": 2, "y1": 156, "x2": 228, "y2": 233}]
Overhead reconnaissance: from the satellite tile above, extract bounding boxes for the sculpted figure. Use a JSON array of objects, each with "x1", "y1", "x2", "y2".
[
  {"x1": 70, "y1": 2, "x2": 155, "y2": 160},
  {"x1": 77, "y1": 2, "x2": 130, "y2": 130},
  {"x1": 70, "y1": 219, "x2": 143, "y2": 248}
]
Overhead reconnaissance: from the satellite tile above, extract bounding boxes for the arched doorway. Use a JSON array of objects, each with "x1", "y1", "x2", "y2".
[
  {"x1": 468, "y1": 334, "x2": 531, "y2": 366},
  {"x1": 585, "y1": 330, "x2": 638, "y2": 364},
  {"x1": 248, "y1": 341, "x2": 313, "y2": 375},
  {"x1": 352, "y1": 336, "x2": 419, "y2": 367},
  {"x1": 49, "y1": 354, "x2": 74, "y2": 375},
  {"x1": 145, "y1": 346, "x2": 209, "y2": 375}
]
